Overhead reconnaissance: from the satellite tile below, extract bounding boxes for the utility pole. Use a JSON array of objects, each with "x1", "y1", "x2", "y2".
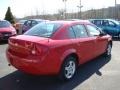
[
  {"x1": 115, "y1": 0, "x2": 117, "y2": 6},
  {"x1": 63, "y1": 0, "x2": 67, "y2": 19},
  {"x1": 79, "y1": 0, "x2": 82, "y2": 19},
  {"x1": 77, "y1": 0, "x2": 83, "y2": 19},
  {"x1": 115, "y1": 0, "x2": 117, "y2": 19}
]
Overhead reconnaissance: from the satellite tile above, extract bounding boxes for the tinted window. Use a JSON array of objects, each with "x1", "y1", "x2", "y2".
[
  {"x1": 108, "y1": 21, "x2": 116, "y2": 26},
  {"x1": 86, "y1": 25, "x2": 100, "y2": 36},
  {"x1": 68, "y1": 27, "x2": 75, "y2": 38},
  {"x1": 72, "y1": 25, "x2": 88, "y2": 38},
  {"x1": 102, "y1": 20, "x2": 109, "y2": 26},
  {"x1": 24, "y1": 22, "x2": 62, "y2": 38},
  {"x1": 102, "y1": 20, "x2": 117, "y2": 27},
  {"x1": 31, "y1": 20, "x2": 38, "y2": 26},
  {"x1": 93, "y1": 20, "x2": 102, "y2": 26},
  {"x1": 0, "y1": 21, "x2": 10, "y2": 28},
  {"x1": 24, "y1": 20, "x2": 31, "y2": 26},
  {"x1": 112, "y1": 20, "x2": 120, "y2": 25}
]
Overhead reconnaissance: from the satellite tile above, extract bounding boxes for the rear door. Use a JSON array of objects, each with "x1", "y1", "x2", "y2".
[{"x1": 70, "y1": 24, "x2": 95, "y2": 64}]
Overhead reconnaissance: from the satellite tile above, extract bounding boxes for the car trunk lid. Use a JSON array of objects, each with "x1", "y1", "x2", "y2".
[{"x1": 8, "y1": 35, "x2": 49, "y2": 57}]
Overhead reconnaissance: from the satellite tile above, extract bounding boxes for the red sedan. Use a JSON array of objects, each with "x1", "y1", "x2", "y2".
[
  {"x1": 6, "y1": 20, "x2": 112, "y2": 81},
  {"x1": 0, "y1": 20, "x2": 16, "y2": 41}
]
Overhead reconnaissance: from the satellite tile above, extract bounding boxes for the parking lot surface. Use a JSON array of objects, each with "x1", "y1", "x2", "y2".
[{"x1": 0, "y1": 40, "x2": 120, "y2": 90}]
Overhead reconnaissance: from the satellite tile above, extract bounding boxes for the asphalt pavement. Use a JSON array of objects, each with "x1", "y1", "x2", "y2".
[{"x1": 0, "y1": 39, "x2": 120, "y2": 90}]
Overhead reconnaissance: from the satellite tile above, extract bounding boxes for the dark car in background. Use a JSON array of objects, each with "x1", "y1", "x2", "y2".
[
  {"x1": 22, "y1": 19, "x2": 49, "y2": 33},
  {"x1": 89, "y1": 19, "x2": 120, "y2": 38},
  {"x1": 0, "y1": 20, "x2": 16, "y2": 41}
]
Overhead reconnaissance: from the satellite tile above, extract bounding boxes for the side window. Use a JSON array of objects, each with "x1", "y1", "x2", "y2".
[
  {"x1": 102, "y1": 20, "x2": 109, "y2": 26},
  {"x1": 72, "y1": 24, "x2": 88, "y2": 38},
  {"x1": 24, "y1": 20, "x2": 31, "y2": 26},
  {"x1": 108, "y1": 21, "x2": 116, "y2": 27},
  {"x1": 68, "y1": 27, "x2": 76, "y2": 39},
  {"x1": 94, "y1": 20, "x2": 102, "y2": 26},
  {"x1": 32, "y1": 21, "x2": 38, "y2": 26},
  {"x1": 86, "y1": 25, "x2": 100, "y2": 36}
]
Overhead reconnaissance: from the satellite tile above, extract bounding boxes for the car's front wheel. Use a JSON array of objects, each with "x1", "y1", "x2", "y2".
[
  {"x1": 59, "y1": 56, "x2": 77, "y2": 81},
  {"x1": 118, "y1": 33, "x2": 120, "y2": 39},
  {"x1": 104, "y1": 43, "x2": 112, "y2": 56}
]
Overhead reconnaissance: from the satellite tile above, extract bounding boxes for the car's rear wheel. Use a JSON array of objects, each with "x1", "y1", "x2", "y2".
[
  {"x1": 104, "y1": 43, "x2": 112, "y2": 56},
  {"x1": 59, "y1": 56, "x2": 77, "y2": 81}
]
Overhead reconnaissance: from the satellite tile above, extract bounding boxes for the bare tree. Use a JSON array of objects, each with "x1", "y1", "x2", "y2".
[{"x1": 58, "y1": 9, "x2": 65, "y2": 19}]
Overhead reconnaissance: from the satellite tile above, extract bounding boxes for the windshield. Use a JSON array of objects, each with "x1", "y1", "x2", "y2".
[
  {"x1": 110, "y1": 19, "x2": 120, "y2": 25},
  {"x1": 24, "y1": 22, "x2": 62, "y2": 38},
  {"x1": 0, "y1": 21, "x2": 10, "y2": 28}
]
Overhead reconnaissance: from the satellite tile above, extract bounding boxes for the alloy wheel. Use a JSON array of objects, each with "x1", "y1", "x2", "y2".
[{"x1": 64, "y1": 60, "x2": 76, "y2": 79}]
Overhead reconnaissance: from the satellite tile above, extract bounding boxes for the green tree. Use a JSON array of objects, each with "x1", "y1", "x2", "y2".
[{"x1": 4, "y1": 7, "x2": 15, "y2": 24}]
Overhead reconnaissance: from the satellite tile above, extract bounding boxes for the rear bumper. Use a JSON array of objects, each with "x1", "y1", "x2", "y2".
[{"x1": 6, "y1": 49, "x2": 60, "y2": 75}]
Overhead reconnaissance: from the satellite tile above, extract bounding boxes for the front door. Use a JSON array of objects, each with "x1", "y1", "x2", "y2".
[
  {"x1": 71, "y1": 24, "x2": 95, "y2": 64},
  {"x1": 102, "y1": 20, "x2": 118, "y2": 36},
  {"x1": 85, "y1": 24, "x2": 107, "y2": 58}
]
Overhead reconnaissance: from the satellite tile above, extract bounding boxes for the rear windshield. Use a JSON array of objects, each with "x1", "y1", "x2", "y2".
[
  {"x1": 24, "y1": 22, "x2": 62, "y2": 38},
  {"x1": 0, "y1": 21, "x2": 10, "y2": 28}
]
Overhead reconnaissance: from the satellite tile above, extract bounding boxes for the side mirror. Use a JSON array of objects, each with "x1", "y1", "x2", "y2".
[{"x1": 99, "y1": 31, "x2": 106, "y2": 36}]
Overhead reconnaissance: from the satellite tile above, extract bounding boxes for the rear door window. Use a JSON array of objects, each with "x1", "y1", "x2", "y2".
[
  {"x1": 102, "y1": 20, "x2": 109, "y2": 26},
  {"x1": 68, "y1": 27, "x2": 76, "y2": 39},
  {"x1": 72, "y1": 24, "x2": 88, "y2": 38},
  {"x1": 93, "y1": 20, "x2": 102, "y2": 26}
]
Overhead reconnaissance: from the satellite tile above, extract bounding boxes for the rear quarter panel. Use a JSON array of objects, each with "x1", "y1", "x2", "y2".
[{"x1": 47, "y1": 39, "x2": 78, "y2": 73}]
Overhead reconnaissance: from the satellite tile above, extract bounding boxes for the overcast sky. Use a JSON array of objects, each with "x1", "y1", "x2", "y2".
[{"x1": 0, "y1": 0, "x2": 120, "y2": 19}]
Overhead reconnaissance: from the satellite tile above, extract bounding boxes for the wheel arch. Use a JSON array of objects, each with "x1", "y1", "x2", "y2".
[
  {"x1": 109, "y1": 40, "x2": 112, "y2": 47},
  {"x1": 58, "y1": 51, "x2": 80, "y2": 81},
  {"x1": 60, "y1": 49, "x2": 80, "y2": 67}
]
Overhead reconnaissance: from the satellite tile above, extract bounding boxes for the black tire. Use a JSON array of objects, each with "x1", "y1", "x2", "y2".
[
  {"x1": 58, "y1": 56, "x2": 77, "y2": 81},
  {"x1": 118, "y1": 33, "x2": 120, "y2": 39},
  {"x1": 104, "y1": 43, "x2": 112, "y2": 56}
]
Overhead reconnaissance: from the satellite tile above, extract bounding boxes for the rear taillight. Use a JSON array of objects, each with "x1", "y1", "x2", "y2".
[
  {"x1": 30, "y1": 45, "x2": 42, "y2": 55},
  {"x1": 31, "y1": 49, "x2": 36, "y2": 55},
  {"x1": 24, "y1": 42, "x2": 40, "y2": 55},
  {"x1": 25, "y1": 42, "x2": 33, "y2": 49}
]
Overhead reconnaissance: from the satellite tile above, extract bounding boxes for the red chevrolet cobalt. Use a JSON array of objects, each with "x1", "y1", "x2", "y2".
[
  {"x1": 6, "y1": 21, "x2": 112, "y2": 81},
  {"x1": 0, "y1": 20, "x2": 16, "y2": 41}
]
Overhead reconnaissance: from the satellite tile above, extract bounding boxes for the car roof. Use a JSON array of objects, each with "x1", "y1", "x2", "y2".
[
  {"x1": 89, "y1": 19, "x2": 117, "y2": 21},
  {"x1": 19, "y1": 19, "x2": 27, "y2": 22},
  {"x1": 65, "y1": 19, "x2": 81, "y2": 21},
  {"x1": 48, "y1": 20, "x2": 91, "y2": 25},
  {"x1": 27, "y1": 19, "x2": 46, "y2": 21}
]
